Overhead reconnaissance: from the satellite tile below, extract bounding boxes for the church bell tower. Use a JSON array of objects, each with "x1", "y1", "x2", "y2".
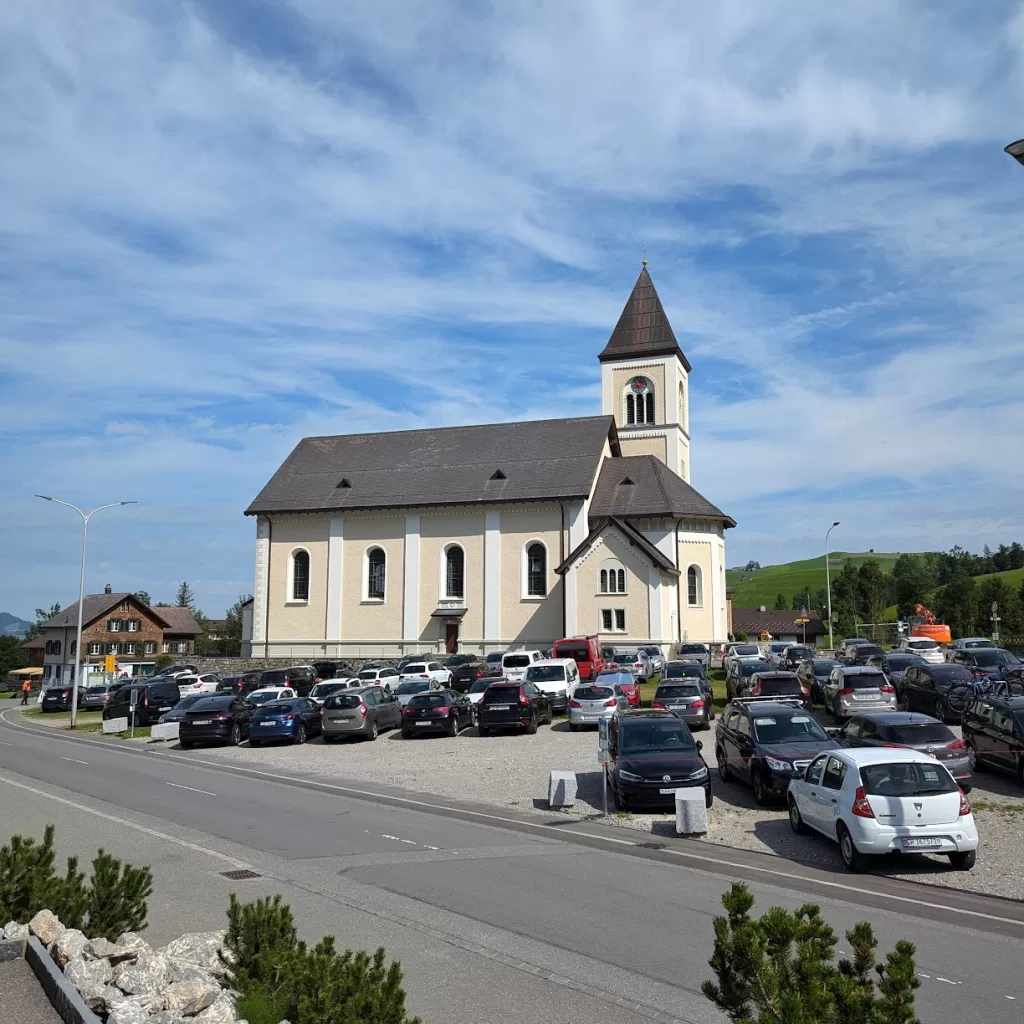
[{"x1": 599, "y1": 264, "x2": 692, "y2": 482}]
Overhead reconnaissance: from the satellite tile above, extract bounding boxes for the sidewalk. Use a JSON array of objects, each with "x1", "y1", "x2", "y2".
[{"x1": 0, "y1": 959, "x2": 62, "y2": 1024}]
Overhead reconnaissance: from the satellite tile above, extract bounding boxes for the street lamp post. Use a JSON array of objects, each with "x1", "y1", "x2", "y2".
[
  {"x1": 35, "y1": 496, "x2": 136, "y2": 728},
  {"x1": 1005, "y1": 140, "x2": 1024, "y2": 167},
  {"x1": 825, "y1": 521, "x2": 841, "y2": 650}
]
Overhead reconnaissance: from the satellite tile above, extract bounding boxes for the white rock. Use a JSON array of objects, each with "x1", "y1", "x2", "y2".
[
  {"x1": 134, "y1": 949, "x2": 172, "y2": 983},
  {"x1": 149, "y1": 1015, "x2": 189, "y2": 1024},
  {"x1": 85, "y1": 936, "x2": 126, "y2": 961},
  {"x1": 66, "y1": 957, "x2": 114, "y2": 988},
  {"x1": 163, "y1": 979, "x2": 221, "y2": 1016},
  {"x1": 108, "y1": 1002, "x2": 154, "y2": 1024},
  {"x1": 113, "y1": 960, "x2": 165, "y2": 997},
  {"x1": 55, "y1": 927, "x2": 89, "y2": 967},
  {"x1": 3, "y1": 921, "x2": 29, "y2": 941},
  {"x1": 78, "y1": 982, "x2": 127, "y2": 1013},
  {"x1": 167, "y1": 961, "x2": 216, "y2": 985},
  {"x1": 115, "y1": 931, "x2": 152, "y2": 957},
  {"x1": 108, "y1": 992, "x2": 165, "y2": 1015},
  {"x1": 161, "y1": 931, "x2": 226, "y2": 974},
  {"x1": 28, "y1": 909, "x2": 63, "y2": 946},
  {"x1": 195, "y1": 995, "x2": 236, "y2": 1024}
]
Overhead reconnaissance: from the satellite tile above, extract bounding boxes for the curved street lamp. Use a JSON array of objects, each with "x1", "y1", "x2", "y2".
[
  {"x1": 1005, "y1": 140, "x2": 1024, "y2": 167},
  {"x1": 35, "y1": 496, "x2": 137, "y2": 728},
  {"x1": 825, "y1": 521, "x2": 841, "y2": 650}
]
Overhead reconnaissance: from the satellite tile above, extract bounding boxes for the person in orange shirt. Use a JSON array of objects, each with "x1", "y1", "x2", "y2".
[{"x1": 20, "y1": 679, "x2": 31, "y2": 705}]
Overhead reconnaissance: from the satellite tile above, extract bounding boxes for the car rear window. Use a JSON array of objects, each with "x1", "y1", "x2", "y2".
[
  {"x1": 502, "y1": 655, "x2": 531, "y2": 668},
  {"x1": 403, "y1": 664, "x2": 428, "y2": 674},
  {"x1": 656, "y1": 684, "x2": 701, "y2": 698},
  {"x1": 612, "y1": 652, "x2": 638, "y2": 663},
  {"x1": 555, "y1": 643, "x2": 590, "y2": 660},
  {"x1": 733, "y1": 645, "x2": 759, "y2": 656},
  {"x1": 85, "y1": 686, "x2": 109, "y2": 695},
  {"x1": 484, "y1": 686, "x2": 522, "y2": 703},
  {"x1": 409, "y1": 694, "x2": 448, "y2": 707},
  {"x1": 860, "y1": 762, "x2": 956, "y2": 796},
  {"x1": 395, "y1": 680, "x2": 430, "y2": 695},
  {"x1": 357, "y1": 670, "x2": 379, "y2": 679},
  {"x1": 323, "y1": 694, "x2": 363, "y2": 709},
  {"x1": 931, "y1": 665, "x2": 973, "y2": 682},
  {"x1": 757, "y1": 676, "x2": 801, "y2": 695},
  {"x1": 844, "y1": 672, "x2": 886, "y2": 689},
  {"x1": 812, "y1": 660, "x2": 839, "y2": 672},
  {"x1": 678, "y1": 644, "x2": 706, "y2": 654},
  {"x1": 575, "y1": 686, "x2": 614, "y2": 700},
  {"x1": 886, "y1": 723, "x2": 954, "y2": 745},
  {"x1": 665, "y1": 664, "x2": 702, "y2": 678},
  {"x1": 740, "y1": 661, "x2": 769, "y2": 677},
  {"x1": 525, "y1": 665, "x2": 566, "y2": 683},
  {"x1": 969, "y1": 651, "x2": 1004, "y2": 667},
  {"x1": 907, "y1": 639, "x2": 938, "y2": 649},
  {"x1": 189, "y1": 697, "x2": 232, "y2": 712},
  {"x1": 260, "y1": 671, "x2": 287, "y2": 686}
]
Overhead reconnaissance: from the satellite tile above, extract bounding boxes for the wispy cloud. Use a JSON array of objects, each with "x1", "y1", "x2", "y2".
[{"x1": 2, "y1": 0, "x2": 1023, "y2": 614}]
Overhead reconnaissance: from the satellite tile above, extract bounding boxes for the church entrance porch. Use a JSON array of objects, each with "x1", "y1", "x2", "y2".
[{"x1": 445, "y1": 622, "x2": 459, "y2": 653}]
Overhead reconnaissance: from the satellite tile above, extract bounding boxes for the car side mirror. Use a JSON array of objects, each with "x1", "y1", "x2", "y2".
[
  {"x1": 826, "y1": 728, "x2": 840, "y2": 737},
  {"x1": 696, "y1": 740, "x2": 703, "y2": 750}
]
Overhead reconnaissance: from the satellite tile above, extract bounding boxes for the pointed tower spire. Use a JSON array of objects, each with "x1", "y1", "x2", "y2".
[{"x1": 597, "y1": 265, "x2": 691, "y2": 371}]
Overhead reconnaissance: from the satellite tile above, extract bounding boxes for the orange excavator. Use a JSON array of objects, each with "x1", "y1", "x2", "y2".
[{"x1": 913, "y1": 604, "x2": 952, "y2": 643}]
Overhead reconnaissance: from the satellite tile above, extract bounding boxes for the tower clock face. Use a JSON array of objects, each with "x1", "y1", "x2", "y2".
[{"x1": 630, "y1": 377, "x2": 647, "y2": 394}]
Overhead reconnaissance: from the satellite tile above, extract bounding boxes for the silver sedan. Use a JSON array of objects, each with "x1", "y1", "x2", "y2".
[{"x1": 568, "y1": 684, "x2": 627, "y2": 730}]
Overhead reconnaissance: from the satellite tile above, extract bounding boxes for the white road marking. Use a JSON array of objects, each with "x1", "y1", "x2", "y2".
[
  {"x1": 918, "y1": 973, "x2": 931, "y2": 979},
  {"x1": 167, "y1": 782, "x2": 216, "y2": 797},
  {"x1": 60, "y1": 756, "x2": 88, "y2": 765},
  {"x1": 1006, "y1": 995, "x2": 1016, "y2": 1000},
  {"x1": 936, "y1": 977, "x2": 958, "y2": 985},
  {"x1": 4, "y1": 710, "x2": 1023, "y2": 932},
  {"x1": 0, "y1": 776, "x2": 250, "y2": 869}
]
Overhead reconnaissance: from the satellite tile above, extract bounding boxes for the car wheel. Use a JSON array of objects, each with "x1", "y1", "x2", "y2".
[
  {"x1": 896, "y1": 691, "x2": 908, "y2": 712},
  {"x1": 948, "y1": 849, "x2": 976, "y2": 871},
  {"x1": 752, "y1": 771, "x2": 770, "y2": 807},
  {"x1": 445, "y1": 715, "x2": 457, "y2": 738},
  {"x1": 526, "y1": 714, "x2": 538, "y2": 735},
  {"x1": 837, "y1": 824, "x2": 865, "y2": 872},
  {"x1": 935, "y1": 696, "x2": 952, "y2": 723},
  {"x1": 179, "y1": 740, "x2": 192, "y2": 750},
  {"x1": 478, "y1": 725, "x2": 490, "y2": 737},
  {"x1": 966, "y1": 741, "x2": 985, "y2": 770},
  {"x1": 296, "y1": 723, "x2": 307, "y2": 745},
  {"x1": 789, "y1": 797, "x2": 808, "y2": 834},
  {"x1": 229, "y1": 723, "x2": 241, "y2": 746},
  {"x1": 716, "y1": 747, "x2": 731, "y2": 782}
]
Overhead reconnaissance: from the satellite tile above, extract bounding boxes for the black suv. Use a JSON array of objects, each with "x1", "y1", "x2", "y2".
[
  {"x1": 216, "y1": 671, "x2": 263, "y2": 696},
  {"x1": 41, "y1": 686, "x2": 77, "y2": 713},
  {"x1": 445, "y1": 654, "x2": 497, "y2": 693},
  {"x1": 715, "y1": 699, "x2": 838, "y2": 805},
  {"x1": 101, "y1": 677, "x2": 183, "y2": 726},
  {"x1": 779, "y1": 646, "x2": 814, "y2": 671},
  {"x1": 962, "y1": 689, "x2": 1024, "y2": 784},
  {"x1": 897, "y1": 663, "x2": 973, "y2": 721},
  {"x1": 257, "y1": 666, "x2": 315, "y2": 697},
  {"x1": 605, "y1": 709, "x2": 712, "y2": 811},
  {"x1": 740, "y1": 671, "x2": 809, "y2": 705},
  {"x1": 949, "y1": 648, "x2": 1020, "y2": 680},
  {"x1": 725, "y1": 658, "x2": 772, "y2": 700},
  {"x1": 795, "y1": 658, "x2": 841, "y2": 705},
  {"x1": 843, "y1": 644, "x2": 885, "y2": 665},
  {"x1": 867, "y1": 653, "x2": 925, "y2": 689},
  {"x1": 476, "y1": 682, "x2": 551, "y2": 736}
]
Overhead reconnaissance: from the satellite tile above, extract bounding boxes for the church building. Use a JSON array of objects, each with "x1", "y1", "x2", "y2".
[{"x1": 246, "y1": 266, "x2": 735, "y2": 659}]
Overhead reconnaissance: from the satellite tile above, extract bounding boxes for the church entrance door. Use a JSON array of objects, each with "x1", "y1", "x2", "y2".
[{"x1": 445, "y1": 623, "x2": 459, "y2": 654}]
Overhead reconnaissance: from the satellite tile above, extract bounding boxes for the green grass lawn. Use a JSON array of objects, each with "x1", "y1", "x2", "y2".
[{"x1": 17, "y1": 705, "x2": 150, "y2": 738}]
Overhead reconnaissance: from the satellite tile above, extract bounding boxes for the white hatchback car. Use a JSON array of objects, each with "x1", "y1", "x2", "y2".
[
  {"x1": 176, "y1": 673, "x2": 221, "y2": 698},
  {"x1": 397, "y1": 661, "x2": 452, "y2": 688},
  {"x1": 501, "y1": 650, "x2": 545, "y2": 682},
  {"x1": 896, "y1": 637, "x2": 944, "y2": 665},
  {"x1": 787, "y1": 747, "x2": 978, "y2": 872},
  {"x1": 354, "y1": 665, "x2": 400, "y2": 689}
]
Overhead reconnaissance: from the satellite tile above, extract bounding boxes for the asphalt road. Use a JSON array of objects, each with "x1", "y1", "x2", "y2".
[{"x1": 0, "y1": 710, "x2": 1022, "y2": 1024}]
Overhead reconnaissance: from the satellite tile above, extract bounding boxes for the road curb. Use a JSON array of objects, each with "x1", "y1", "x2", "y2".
[{"x1": 24, "y1": 935, "x2": 104, "y2": 1024}]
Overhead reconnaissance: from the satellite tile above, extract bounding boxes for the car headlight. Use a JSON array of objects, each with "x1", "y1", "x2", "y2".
[
  {"x1": 618, "y1": 769, "x2": 643, "y2": 782},
  {"x1": 688, "y1": 765, "x2": 709, "y2": 780},
  {"x1": 765, "y1": 757, "x2": 792, "y2": 772}
]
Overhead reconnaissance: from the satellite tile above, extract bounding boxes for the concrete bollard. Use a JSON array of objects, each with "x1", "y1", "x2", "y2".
[
  {"x1": 150, "y1": 722, "x2": 179, "y2": 743},
  {"x1": 101, "y1": 718, "x2": 128, "y2": 734},
  {"x1": 674, "y1": 787, "x2": 708, "y2": 835},
  {"x1": 548, "y1": 770, "x2": 577, "y2": 808}
]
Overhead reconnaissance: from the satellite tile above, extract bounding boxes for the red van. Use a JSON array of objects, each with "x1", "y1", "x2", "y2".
[{"x1": 552, "y1": 635, "x2": 605, "y2": 682}]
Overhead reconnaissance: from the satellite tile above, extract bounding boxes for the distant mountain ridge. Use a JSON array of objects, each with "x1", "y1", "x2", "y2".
[{"x1": 0, "y1": 612, "x2": 33, "y2": 637}]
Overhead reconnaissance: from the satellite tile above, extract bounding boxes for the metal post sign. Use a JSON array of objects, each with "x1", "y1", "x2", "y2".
[{"x1": 597, "y1": 717, "x2": 609, "y2": 765}]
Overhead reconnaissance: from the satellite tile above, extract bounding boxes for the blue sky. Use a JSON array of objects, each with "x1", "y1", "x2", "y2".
[{"x1": 2, "y1": 0, "x2": 1024, "y2": 619}]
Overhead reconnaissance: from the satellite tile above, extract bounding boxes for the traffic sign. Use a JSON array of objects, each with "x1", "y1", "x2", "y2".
[
  {"x1": 104, "y1": 654, "x2": 116, "y2": 673},
  {"x1": 794, "y1": 618, "x2": 810, "y2": 624}
]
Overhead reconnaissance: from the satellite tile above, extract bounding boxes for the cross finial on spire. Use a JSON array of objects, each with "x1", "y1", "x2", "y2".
[{"x1": 642, "y1": 241, "x2": 647, "y2": 267}]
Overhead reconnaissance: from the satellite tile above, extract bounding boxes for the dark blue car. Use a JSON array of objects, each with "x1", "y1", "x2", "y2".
[{"x1": 248, "y1": 697, "x2": 322, "y2": 747}]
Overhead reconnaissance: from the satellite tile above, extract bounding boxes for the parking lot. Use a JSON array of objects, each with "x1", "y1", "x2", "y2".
[{"x1": 161, "y1": 709, "x2": 1024, "y2": 902}]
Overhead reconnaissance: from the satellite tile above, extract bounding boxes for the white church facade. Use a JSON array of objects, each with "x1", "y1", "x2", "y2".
[{"x1": 246, "y1": 266, "x2": 735, "y2": 659}]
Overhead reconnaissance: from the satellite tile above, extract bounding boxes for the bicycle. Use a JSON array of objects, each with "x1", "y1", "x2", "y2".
[{"x1": 945, "y1": 674, "x2": 1023, "y2": 715}]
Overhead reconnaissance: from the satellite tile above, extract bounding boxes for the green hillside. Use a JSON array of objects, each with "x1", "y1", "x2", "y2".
[
  {"x1": 727, "y1": 552, "x2": 909, "y2": 609},
  {"x1": 964, "y1": 567, "x2": 1024, "y2": 591}
]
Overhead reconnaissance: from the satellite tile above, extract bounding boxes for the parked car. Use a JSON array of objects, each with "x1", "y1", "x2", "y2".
[
  {"x1": 897, "y1": 663, "x2": 974, "y2": 722},
  {"x1": 716, "y1": 699, "x2": 838, "y2": 805},
  {"x1": 961, "y1": 691, "x2": 1024, "y2": 784},
  {"x1": 552, "y1": 635, "x2": 606, "y2": 682},
  {"x1": 839, "y1": 643, "x2": 885, "y2": 665},
  {"x1": 397, "y1": 653, "x2": 434, "y2": 672},
  {"x1": 308, "y1": 680, "x2": 355, "y2": 705},
  {"x1": 41, "y1": 686, "x2": 75, "y2": 713},
  {"x1": 787, "y1": 748, "x2": 978, "y2": 871},
  {"x1": 725, "y1": 643, "x2": 763, "y2": 665},
  {"x1": 500, "y1": 650, "x2": 545, "y2": 682},
  {"x1": 484, "y1": 651, "x2": 506, "y2": 673},
  {"x1": 605, "y1": 709, "x2": 712, "y2": 811},
  {"x1": 594, "y1": 669, "x2": 640, "y2": 707},
  {"x1": 651, "y1": 680, "x2": 711, "y2": 729},
  {"x1": 601, "y1": 645, "x2": 617, "y2": 661},
  {"x1": 741, "y1": 671, "x2": 809, "y2": 706},
  {"x1": 640, "y1": 645, "x2": 666, "y2": 675},
  {"x1": 398, "y1": 660, "x2": 452, "y2": 688},
  {"x1": 761, "y1": 642, "x2": 790, "y2": 667},
  {"x1": 466, "y1": 677, "x2": 493, "y2": 710},
  {"x1": 246, "y1": 686, "x2": 297, "y2": 706},
  {"x1": 795, "y1": 658, "x2": 841, "y2": 705},
  {"x1": 868, "y1": 653, "x2": 925, "y2": 690},
  {"x1": 674, "y1": 643, "x2": 710, "y2": 669},
  {"x1": 476, "y1": 681, "x2": 552, "y2": 736},
  {"x1": 838, "y1": 638, "x2": 871, "y2": 655},
  {"x1": 78, "y1": 682, "x2": 122, "y2": 710},
  {"x1": 949, "y1": 647, "x2": 1021, "y2": 679},
  {"x1": 445, "y1": 655, "x2": 496, "y2": 693},
  {"x1": 354, "y1": 665, "x2": 401, "y2": 690},
  {"x1": 522, "y1": 659, "x2": 579, "y2": 713},
  {"x1": 894, "y1": 637, "x2": 944, "y2": 665},
  {"x1": 832, "y1": 711, "x2": 973, "y2": 791},
  {"x1": 568, "y1": 683, "x2": 628, "y2": 730},
  {"x1": 157, "y1": 693, "x2": 209, "y2": 724},
  {"x1": 725, "y1": 658, "x2": 772, "y2": 700},
  {"x1": 823, "y1": 665, "x2": 896, "y2": 719},
  {"x1": 948, "y1": 637, "x2": 997, "y2": 655},
  {"x1": 313, "y1": 661, "x2": 346, "y2": 681},
  {"x1": 178, "y1": 695, "x2": 255, "y2": 748},
  {"x1": 248, "y1": 696, "x2": 322, "y2": 747},
  {"x1": 216, "y1": 672, "x2": 263, "y2": 697},
  {"x1": 161, "y1": 664, "x2": 198, "y2": 679},
  {"x1": 608, "y1": 649, "x2": 653, "y2": 682},
  {"x1": 395, "y1": 679, "x2": 433, "y2": 706},
  {"x1": 661, "y1": 661, "x2": 713, "y2": 702},
  {"x1": 779, "y1": 645, "x2": 814, "y2": 671},
  {"x1": 321, "y1": 686, "x2": 401, "y2": 742},
  {"x1": 400, "y1": 690, "x2": 473, "y2": 738},
  {"x1": 176, "y1": 672, "x2": 222, "y2": 698},
  {"x1": 102, "y1": 677, "x2": 183, "y2": 726},
  {"x1": 256, "y1": 666, "x2": 316, "y2": 697}
]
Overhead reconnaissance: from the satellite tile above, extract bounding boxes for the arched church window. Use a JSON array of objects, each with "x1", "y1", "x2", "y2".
[
  {"x1": 626, "y1": 394, "x2": 635, "y2": 424},
  {"x1": 625, "y1": 376, "x2": 655, "y2": 425},
  {"x1": 687, "y1": 565, "x2": 703, "y2": 607}
]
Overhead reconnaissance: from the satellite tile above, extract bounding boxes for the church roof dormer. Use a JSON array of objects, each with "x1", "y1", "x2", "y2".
[{"x1": 597, "y1": 265, "x2": 691, "y2": 371}]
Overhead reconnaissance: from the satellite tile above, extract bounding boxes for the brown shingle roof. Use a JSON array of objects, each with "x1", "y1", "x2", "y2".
[
  {"x1": 40, "y1": 593, "x2": 133, "y2": 630},
  {"x1": 21, "y1": 637, "x2": 45, "y2": 650},
  {"x1": 598, "y1": 266, "x2": 691, "y2": 370},
  {"x1": 590, "y1": 456, "x2": 734, "y2": 526},
  {"x1": 731, "y1": 607, "x2": 827, "y2": 638},
  {"x1": 246, "y1": 416, "x2": 619, "y2": 516},
  {"x1": 158, "y1": 607, "x2": 202, "y2": 636}
]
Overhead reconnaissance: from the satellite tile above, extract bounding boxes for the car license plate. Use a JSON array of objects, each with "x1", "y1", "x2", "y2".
[
  {"x1": 854, "y1": 693, "x2": 876, "y2": 700},
  {"x1": 330, "y1": 716, "x2": 350, "y2": 723},
  {"x1": 659, "y1": 787, "x2": 678, "y2": 794},
  {"x1": 902, "y1": 837, "x2": 942, "y2": 848},
  {"x1": 260, "y1": 721, "x2": 276, "y2": 727},
  {"x1": 416, "y1": 720, "x2": 431, "y2": 726},
  {"x1": 192, "y1": 719, "x2": 211, "y2": 726},
  {"x1": 490, "y1": 704, "x2": 509, "y2": 711}
]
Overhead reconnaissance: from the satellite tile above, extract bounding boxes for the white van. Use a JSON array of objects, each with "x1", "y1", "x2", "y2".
[
  {"x1": 501, "y1": 650, "x2": 544, "y2": 683},
  {"x1": 522, "y1": 659, "x2": 579, "y2": 714}
]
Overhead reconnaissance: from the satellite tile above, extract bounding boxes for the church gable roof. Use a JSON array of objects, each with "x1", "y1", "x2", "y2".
[
  {"x1": 555, "y1": 516, "x2": 679, "y2": 576},
  {"x1": 597, "y1": 266, "x2": 691, "y2": 371},
  {"x1": 589, "y1": 456, "x2": 735, "y2": 526},
  {"x1": 246, "y1": 416, "x2": 619, "y2": 515}
]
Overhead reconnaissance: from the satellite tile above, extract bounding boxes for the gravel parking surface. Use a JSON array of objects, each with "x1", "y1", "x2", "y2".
[{"x1": 176, "y1": 714, "x2": 1024, "y2": 902}]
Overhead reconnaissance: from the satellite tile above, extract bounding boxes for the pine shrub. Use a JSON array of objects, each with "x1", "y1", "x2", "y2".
[
  {"x1": 85, "y1": 851, "x2": 153, "y2": 939},
  {"x1": 702, "y1": 883, "x2": 920, "y2": 1024}
]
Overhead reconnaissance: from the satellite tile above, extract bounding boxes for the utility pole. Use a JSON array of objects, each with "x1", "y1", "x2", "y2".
[
  {"x1": 825, "y1": 521, "x2": 841, "y2": 650},
  {"x1": 991, "y1": 601, "x2": 1001, "y2": 643}
]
